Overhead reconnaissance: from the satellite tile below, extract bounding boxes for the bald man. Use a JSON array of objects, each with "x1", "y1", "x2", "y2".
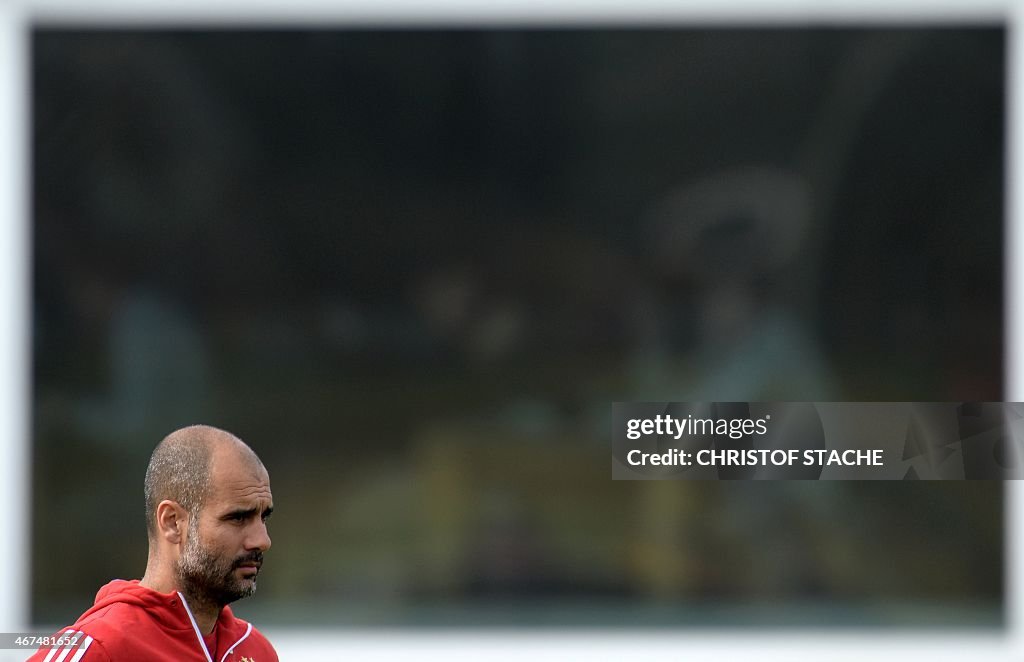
[{"x1": 29, "y1": 425, "x2": 278, "y2": 661}]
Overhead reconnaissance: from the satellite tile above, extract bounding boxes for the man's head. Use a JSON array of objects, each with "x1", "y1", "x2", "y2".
[{"x1": 144, "y1": 425, "x2": 273, "y2": 608}]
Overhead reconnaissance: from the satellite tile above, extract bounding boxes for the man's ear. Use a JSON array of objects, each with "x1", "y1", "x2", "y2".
[{"x1": 154, "y1": 500, "x2": 189, "y2": 544}]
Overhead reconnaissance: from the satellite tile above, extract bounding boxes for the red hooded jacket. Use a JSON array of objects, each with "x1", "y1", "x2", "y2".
[{"x1": 27, "y1": 580, "x2": 278, "y2": 662}]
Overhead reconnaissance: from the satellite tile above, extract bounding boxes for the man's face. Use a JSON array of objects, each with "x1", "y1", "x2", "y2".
[{"x1": 176, "y1": 454, "x2": 273, "y2": 607}]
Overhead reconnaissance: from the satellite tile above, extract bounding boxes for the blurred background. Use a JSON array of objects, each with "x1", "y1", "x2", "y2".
[{"x1": 31, "y1": 27, "x2": 1004, "y2": 630}]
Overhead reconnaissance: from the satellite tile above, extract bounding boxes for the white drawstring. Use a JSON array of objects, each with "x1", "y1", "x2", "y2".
[{"x1": 177, "y1": 592, "x2": 214, "y2": 662}]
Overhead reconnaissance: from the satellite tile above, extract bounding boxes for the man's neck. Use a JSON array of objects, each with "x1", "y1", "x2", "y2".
[
  {"x1": 177, "y1": 589, "x2": 221, "y2": 635},
  {"x1": 140, "y1": 567, "x2": 221, "y2": 634}
]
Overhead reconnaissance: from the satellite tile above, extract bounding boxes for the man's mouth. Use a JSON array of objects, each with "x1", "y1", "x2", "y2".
[{"x1": 236, "y1": 560, "x2": 262, "y2": 574}]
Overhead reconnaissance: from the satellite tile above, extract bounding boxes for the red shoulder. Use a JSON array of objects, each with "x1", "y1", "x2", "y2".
[{"x1": 247, "y1": 626, "x2": 280, "y2": 661}]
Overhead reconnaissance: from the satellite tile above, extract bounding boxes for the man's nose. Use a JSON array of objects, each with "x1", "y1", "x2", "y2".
[{"x1": 247, "y1": 520, "x2": 272, "y2": 552}]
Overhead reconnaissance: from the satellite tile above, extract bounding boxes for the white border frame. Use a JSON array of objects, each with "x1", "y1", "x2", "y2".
[
  {"x1": 1, "y1": 2, "x2": 1019, "y2": 659},
  {"x1": 0, "y1": 0, "x2": 29, "y2": 649}
]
